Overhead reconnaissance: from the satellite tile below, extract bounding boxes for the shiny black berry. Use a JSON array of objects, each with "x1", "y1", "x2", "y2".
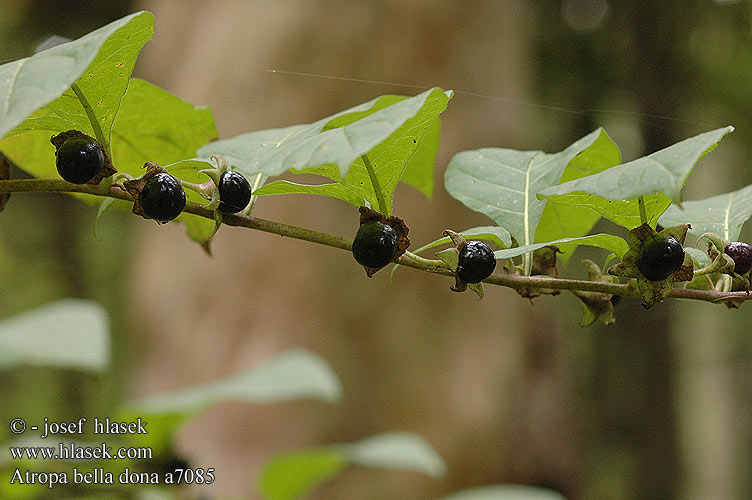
[
  {"x1": 637, "y1": 233, "x2": 685, "y2": 281},
  {"x1": 725, "y1": 241, "x2": 752, "y2": 275},
  {"x1": 218, "y1": 170, "x2": 252, "y2": 213},
  {"x1": 55, "y1": 137, "x2": 104, "y2": 184},
  {"x1": 140, "y1": 173, "x2": 186, "y2": 222},
  {"x1": 457, "y1": 240, "x2": 496, "y2": 283},
  {"x1": 352, "y1": 220, "x2": 399, "y2": 270}
]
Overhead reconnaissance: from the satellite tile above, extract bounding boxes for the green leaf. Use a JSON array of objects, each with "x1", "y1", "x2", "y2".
[
  {"x1": 494, "y1": 233, "x2": 628, "y2": 260},
  {"x1": 445, "y1": 128, "x2": 605, "y2": 250},
  {"x1": 538, "y1": 126, "x2": 734, "y2": 229},
  {"x1": 128, "y1": 349, "x2": 342, "y2": 413},
  {"x1": 0, "y1": 11, "x2": 153, "y2": 140},
  {"x1": 659, "y1": 182, "x2": 752, "y2": 242},
  {"x1": 435, "y1": 485, "x2": 568, "y2": 500},
  {"x1": 0, "y1": 299, "x2": 109, "y2": 371},
  {"x1": 258, "y1": 448, "x2": 346, "y2": 500},
  {"x1": 4, "y1": 12, "x2": 154, "y2": 148},
  {"x1": 258, "y1": 431, "x2": 446, "y2": 500},
  {"x1": 340, "y1": 431, "x2": 447, "y2": 478},
  {"x1": 122, "y1": 349, "x2": 342, "y2": 456},
  {"x1": 535, "y1": 129, "x2": 621, "y2": 256},
  {"x1": 1, "y1": 79, "x2": 219, "y2": 246},
  {"x1": 202, "y1": 88, "x2": 451, "y2": 214}
]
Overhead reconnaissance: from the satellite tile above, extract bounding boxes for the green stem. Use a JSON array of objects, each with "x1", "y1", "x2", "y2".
[
  {"x1": 1, "y1": 178, "x2": 751, "y2": 305},
  {"x1": 361, "y1": 154, "x2": 388, "y2": 215},
  {"x1": 638, "y1": 195, "x2": 648, "y2": 225},
  {"x1": 70, "y1": 83, "x2": 110, "y2": 158}
]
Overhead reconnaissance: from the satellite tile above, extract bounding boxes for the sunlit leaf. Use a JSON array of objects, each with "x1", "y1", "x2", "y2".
[
  {"x1": 435, "y1": 485, "x2": 568, "y2": 500},
  {"x1": 494, "y1": 233, "x2": 628, "y2": 260},
  {"x1": 538, "y1": 126, "x2": 734, "y2": 228},
  {"x1": 0, "y1": 12, "x2": 153, "y2": 140}
]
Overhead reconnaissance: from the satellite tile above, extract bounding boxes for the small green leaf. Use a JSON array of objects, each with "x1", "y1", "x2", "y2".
[
  {"x1": 435, "y1": 484, "x2": 568, "y2": 500},
  {"x1": 535, "y1": 129, "x2": 621, "y2": 261},
  {"x1": 200, "y1": 88, "x2": 451, "y2": 214},
  {"x1": 341, "y1": 431, "x2": 447, "y2": 478},
  {"x1": 0, "y1": 11, "x2": 153, "y2": 140},
  {"x1": 0, "y1": 299, "x2": 109, "y2": 371},
  {"x1": 494, "y1": 234, "x2": 628, "y2": 260},
  {"x1": 538, "y1": 127, "x2": 734, "y2": 229},
  {"x1": 685, "y1": 246, "x2": 710, "y2": 267},
  {"x1": 659, "y1": 182, "x2": 752, "y2": 242},
  {"x1": 258, "y1": 449, "x2": 347, "y2": 500}
]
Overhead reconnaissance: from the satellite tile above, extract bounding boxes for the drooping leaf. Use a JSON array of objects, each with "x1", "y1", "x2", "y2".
[
  {"x1": 538, "y1": 126, "x2": 734, "y2": 229},
  {"x1": 4, "y1": 12, "x2": 154, "y2": 148},
  {"x1": 202, "y1": 88, "x2": 451, "y2": 214},
  {"x1": 535, "y1": 129, "x2": 621, "y2": 256},
  {"x1": 659, "y1": 182, "x2": 752, "y2": 242},
  {"x1": 494, "y1": 233, "x2": 628, "y2": 260},
  {"x1": 444, "y1": 128, "x2": 605, "y2": 251},
  {"x1": 435, "y1": 485, "x2": 568, "y2": 500},
  {"x1": 258, "y1": 431, "x2": 446, "y2": 500},
  {"x1": 0, "y1": 11, "x2": 153, "y2": 140},
  {"x1": 258, "y1": 449, "x2": 347, "y2": 500},
  {"x1": 0, "y1": 299, "x2": 109, "y2": 371}
]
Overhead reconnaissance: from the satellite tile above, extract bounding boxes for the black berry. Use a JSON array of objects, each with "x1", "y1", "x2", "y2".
[
  {"x1": 140, "y1": 172, "x2": 186, "y2": 222},
  {"x1": 352, "y1": 220, "x2": 399, "y2": 270},
  {"x1": 725, "y1": 241, "x2": 752, "y2": 275},
  {"x1": 457, "y1": 240, "x2": 496, "y2": 283},
  {"x1": 637, "y1": 233, "x2": 685, "y2": 281},
  {"x1": 55, "y1": 137, "x2": 104, "y2": 184},
  {"x1": 218, "y1": 170, "x2": 252, "y2": 213}
]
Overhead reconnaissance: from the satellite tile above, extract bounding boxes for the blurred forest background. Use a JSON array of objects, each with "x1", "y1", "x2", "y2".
[{"x1": 1, "y1": 1, "x2": 752, "y2": 499}]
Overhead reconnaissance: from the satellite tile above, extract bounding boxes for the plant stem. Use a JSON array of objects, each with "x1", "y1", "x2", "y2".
[
  {"x1": 361, "y1": 154, "x2": 388, "y2": 215},
  {"x1": 0, "y1": 178, "x2": 751, "y2": 305},
  {"x1": 71, "y1": 83, "x2": 111, "y2": 158},
  {"x1": 638, "y1": 195, "x2": 648, "y2": 225}
]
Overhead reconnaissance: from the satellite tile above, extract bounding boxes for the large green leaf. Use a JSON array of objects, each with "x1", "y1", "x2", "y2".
[
  {"x1": 0, "y1": 12, "x2": 153, "y2": 140},
  {"x1": 534, "y1": 129, "x2": 621, "y2": 250},
  {"x1": 494, "y1": 233, "x2": 628, "y2": 260},
  {"x1": 122, "y1": 349, "x2": 342, "y2": 455},
  {"x1": 444, "y1": 128, "x2": 604, "y2": 250},
  {"x1": 3, "y1": 12, "x2": 154, "y2": 149},
  {"x1": 1, "y1": 80, "x2": 219, "y2": 245},
  {"x1": 435, "y1": 485, "x2": 568, "y2": 500},
  {"x1": 659, "y1": 182, "x2": 752, "y2": 241},
  {"x1": 258, "y1": 431, "x2": 446, "y2": 500},
  {"x1": 538, "y1": 126, "x2": 734, "y2": 229},
  {"x1": 0, "y1": 299, "x2": 109, "y2": 371},
  {"x1": 202, "y1": 88, "x2": 451, "y2": 215}
]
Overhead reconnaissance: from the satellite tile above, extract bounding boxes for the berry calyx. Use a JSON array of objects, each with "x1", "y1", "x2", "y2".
[
  {"x1": 140, "y1": 172, "x2": 186, "y2": 223},
  {"x1": 218, "y1": 170, "x2": 252, "y2": 213},
  {"x1": 352, "y1": 220, "x2": 399, "y2": 270},
  {"x1": 456, "y1": 240, "x2": 496, "y2": 283},
  {"x1": 55, "y1": 137, "x2": 104, "y2": 184},
  {"x1": 724, "y1": 241, "x2": 752, "y2": 275},
  {"x1": 637, "y1": 233, "x2": 685, "y2": 281}
]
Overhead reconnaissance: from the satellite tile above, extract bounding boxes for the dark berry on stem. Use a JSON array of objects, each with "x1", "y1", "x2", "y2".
[
  {"x1": 218, "y1": 170, "x2": 252, "y2": 213},
  {"x1": 352, "y1": 220, "x2": 399, "y2": 270},
  {"x1": 637, "y1": 233, "x2": 685, "y2": 281},
  {"x1": 55, "y1": 137, "x2": 104, "y2": 184},
  {"x1": 725, "y1": 241, "x2": 752, "y2": 275},
  {"x1": 457, "y1": 240, "x2": 496, "y2": 283},
  {"x1": 140, "y1": 172, "x2": 186, "y2": 222}
]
